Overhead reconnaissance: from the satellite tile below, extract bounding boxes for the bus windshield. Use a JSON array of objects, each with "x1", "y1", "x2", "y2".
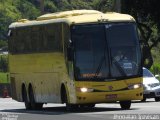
[{"x1": 72, "y1": 23, "x2": 141, "y2": 80}]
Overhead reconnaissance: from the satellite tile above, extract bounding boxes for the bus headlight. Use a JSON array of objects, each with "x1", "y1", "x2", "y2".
[
  {"x1": 80, "y1": 88, "x2": 88, "y2": 92},
  {"x1": 128, "y1": 83, "x2": 142, "y2": 90},
  {"x1": 76, "y1": 87, "x2": 94, "y2": 92}
]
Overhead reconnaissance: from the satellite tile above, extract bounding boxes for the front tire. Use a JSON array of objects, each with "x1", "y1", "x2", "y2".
[
  {"x1": 64, "y1": 89, "x2": 78, "y2": 111},
  {"x1": 120, "y1": 100, "x2": 131, "y2": 110},
  {"x1": 86, "y1": 104, "x2": 95, "y2": 108},
  {"x1": 80, "y1": 104, "x2": 95, "y2": 108}
]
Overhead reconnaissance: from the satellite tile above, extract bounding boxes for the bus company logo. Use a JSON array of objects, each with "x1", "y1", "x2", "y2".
[{"x1": 108, "y1": 86, "x2": 113, "y2": 91}]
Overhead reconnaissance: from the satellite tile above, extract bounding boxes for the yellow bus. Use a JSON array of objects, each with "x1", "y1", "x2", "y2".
[{"x1": 8, "y1": 10, "x2": 143, "y2": 110}]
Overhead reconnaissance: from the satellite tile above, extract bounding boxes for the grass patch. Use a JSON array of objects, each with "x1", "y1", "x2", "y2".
[{"x1": 0, "y1": 72, "x2": 9, "y2": 83}]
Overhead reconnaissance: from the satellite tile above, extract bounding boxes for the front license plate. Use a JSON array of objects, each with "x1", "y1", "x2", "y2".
[{"x1": 106, "y1": 94, "x2": 117, "y2": 99}]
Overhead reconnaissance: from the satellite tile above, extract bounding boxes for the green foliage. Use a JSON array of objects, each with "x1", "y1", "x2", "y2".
[
  {"x1": 0, "y1": 0, "x2": 40, "y2": 41},
  {"x1": 0, "y1": 55, "x2": 8, "y2": 72},
  {"x1": 44, "y1": 0, "x2": 58, "y2": 13},
  {"x1": 0, "y1": 40, "x2": 7, "y2": 48},
  {"x1": 150, "y1": 63, "x2": 160, "y2": 75},
  {"x1": 0, "y1": 0, "x2": 21, "y2": 40},
  {"x1": 122, "y1": 0, "x2": 160, "y2": 69},
  {"x1": 69, "y1": 0, "x2": 92, "y2": 10},
  {"x1": 150, "y1": 63, "x2": 160, "y2": 80},
  {"x1": 92, "y1": 0, "x2": 114, "y2": 12},
  {"x1": 56, "y1": 0, "x2": 72, "y2": 11},
  {"x1": 0, "y1": 72, "x2": 9, "y2": 83},
  {"x1": 151, "y1": 48, "x2": 160, "y2": 79},
  {"x1": 15, "y1": 0, "x2": 40, "y2": 19}
]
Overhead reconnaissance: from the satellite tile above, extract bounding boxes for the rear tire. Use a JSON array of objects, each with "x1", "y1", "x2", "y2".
[
  {"x1": 120, "y1": 100, "x2": 131, "y2": 110},
  {"x1": 155, "y1": 97, "x2": 160, "y2": 102},
  {"x1": 22, "y1": 86, "x2": 31, "y2": 110},
  {"x1": 29, "y1": 86, "x2": 43, "y2": 110}
]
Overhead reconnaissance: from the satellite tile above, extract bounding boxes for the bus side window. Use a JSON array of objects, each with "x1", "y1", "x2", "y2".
[
  {"x1": 14, "y1": 29, "x2": 25, "y2": 53},
  {"x1": 45, "y1": 24, "x2": 55, "y2": 51}
]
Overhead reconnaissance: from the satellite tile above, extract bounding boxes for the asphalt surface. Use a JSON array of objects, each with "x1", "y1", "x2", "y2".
[{"x1": 0, "y1": 98, "x2": 160, "y2": 120}]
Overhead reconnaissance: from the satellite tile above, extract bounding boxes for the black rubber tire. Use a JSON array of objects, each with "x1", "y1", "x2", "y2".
[
  {"x1": 86, "y1": 104, "x2": 95, "y2": 108},
  {"x1": 80, "y1": 104, "x2": 95, "y2": 108},
  {"x1": 120, "y1": 100, "x2": 131, "y2": 110},
  {"x1": 64, "y1": 89, "x2": 78, "y2": 111},
  {"x1": 22, "y1": 86, "x2": 31, "y2": 110},
  {"x1": 29, "y1": 86, "x2": 43, "y2": 110}
]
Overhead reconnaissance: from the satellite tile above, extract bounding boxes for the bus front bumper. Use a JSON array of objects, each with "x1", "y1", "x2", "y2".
[{"x1": 75, "y1": 89, "x2": 143, "y2": 104}]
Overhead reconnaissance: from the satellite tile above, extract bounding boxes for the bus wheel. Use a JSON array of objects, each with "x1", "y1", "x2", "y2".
[
  {"x1": 64, "y1": 90, "x2": 78, "y2": 111},
  {"x1": 67, "y1": 104, "x2": 79, "y2": 111},
  {"x1": 120, "y1": 100, "x2": 131, "y2": 110},
  {"x1": 86, "y1": 104, "x2": 95, "y2": 108},
  {"x1": 22, "y1": 86, "x2": 31, "y2": 110},
  {"x1": 80, "y1": 104, "x2": 95, "y2": 108},
  {"x1": 29, "y1": 86, "x2": 43, "y2": 110}
]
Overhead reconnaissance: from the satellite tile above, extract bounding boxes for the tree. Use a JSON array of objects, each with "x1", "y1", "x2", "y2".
[
  {"x1": 37, "y1": 0, "x2": 44, "y2": 14},
  {"x1": 0, "y1": 55, "x2": 8, "y2": 72},
  {"x1": 0, "y1": 0, "x2": 41, "y2": 41},
  {"x1": 16, "y1": 0, "x2": 40, "y2": 19},
  {"x1": 44, "y1": 0, "x2": 58, "y2": 13},
  {"x1": 121, "y1": 0, "x2": 160, "y2": 69},
  {"x1": 92, "y1": 0, "x2": 114, "y2": 12},
  {"x1": 113, "y1": 0, "x2": 121, "y2": 12},
  {"x1": 0, "y1": 0, "x2": 21, "y2": 40}
]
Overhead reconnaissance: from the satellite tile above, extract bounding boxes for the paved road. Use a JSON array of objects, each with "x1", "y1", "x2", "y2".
[{"x1": 0, "y1": 98, "x2": 160, "y2": 120}]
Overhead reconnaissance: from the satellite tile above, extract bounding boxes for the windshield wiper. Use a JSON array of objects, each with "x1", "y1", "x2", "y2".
[
  {"x1": 112, "y1": 58, "x2": 127, "y2": 76},
  {"x1": 94, "y1": 42, "x2": 108, "y2": 80},
  {"x1": 94, "y1": 56, "x2": 105, "y2": 79}
]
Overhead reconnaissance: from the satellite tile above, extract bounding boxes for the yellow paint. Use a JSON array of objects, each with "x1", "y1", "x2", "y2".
[
  {"x1": 9, "y1": 52, "x2": 69, "y2": 103},
  {"x1": 74, "y1": 77, "x2": 143, "y2": 104},
  {"x1": 9, "y1": 52, "x2": 66, "y2": 73}
]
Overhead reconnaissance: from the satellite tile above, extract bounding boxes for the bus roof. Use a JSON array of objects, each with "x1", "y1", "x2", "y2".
[{"x1": 9, "y1": 10, "x2": 135, "y2": 28}]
